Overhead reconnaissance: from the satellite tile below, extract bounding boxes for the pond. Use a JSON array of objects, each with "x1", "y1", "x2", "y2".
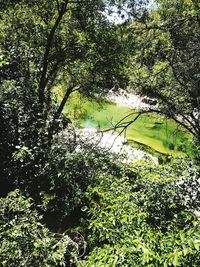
[{"x1": 63, "y1": 92, "x2": 193, "y2": 157}]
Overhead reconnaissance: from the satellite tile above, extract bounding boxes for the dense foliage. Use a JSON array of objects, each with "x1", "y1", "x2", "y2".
[
  {"x1": 0, "y1": 190, "x2": 77, "y2": 267},
  {"x1": 0, "y1": 0, "x2": 137, "y2": 263},
  {"x1": 0, "y1": 0, "x2": 130, "y2": 209},
  {"x1": 78, "y1": 159, "x2": 200, "y2": 266},
  {"x1": 0, "y1": 0, "x2": 200, "y2": 266}
]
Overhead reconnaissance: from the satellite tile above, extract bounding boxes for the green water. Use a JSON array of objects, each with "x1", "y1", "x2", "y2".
[{"x1": 63, "y1": 92, "x2": 193, "y2": 157}]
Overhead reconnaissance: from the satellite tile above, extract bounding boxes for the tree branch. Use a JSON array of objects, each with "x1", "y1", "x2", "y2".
[
  {"x1": 38, "y1": 0, "x2": 69, "y2": 107},
  {"x1": 102, "y1": 109, "x2": 197, "y2": 139},
  {"x1": 48, "y1": 83, "x2": 75, "y2": 142},
  {"x1": 55, "y1": 0, "x2": 60, "y2": 14}
]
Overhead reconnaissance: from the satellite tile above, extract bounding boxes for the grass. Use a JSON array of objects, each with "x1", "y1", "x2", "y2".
[{"x1": 62, "y1": 91, "x2": 193, "y2": 157}]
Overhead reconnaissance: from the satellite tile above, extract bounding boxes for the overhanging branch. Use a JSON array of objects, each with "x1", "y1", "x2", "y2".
[{"x1": 102, "y1": 108, "x2": 197, "y2": 138}]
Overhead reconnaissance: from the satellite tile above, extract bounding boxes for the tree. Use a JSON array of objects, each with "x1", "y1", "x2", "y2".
[
  {"x1": 0, "y1": 0, "x2": 148, "y2": 142},
  {"x1": 0, "y1": 0, "x2": 139, "y2": 188},
  {"x1": 127, "y1": 0, "x2": 200, "y2": 148},
  {"x1": 0, "y1": 0, "x2": 150, "y2": 222}
]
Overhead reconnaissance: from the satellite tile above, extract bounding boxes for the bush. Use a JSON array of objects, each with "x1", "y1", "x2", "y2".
[
  {"x1": 78, "y1": 159, "x2": 200, "y2": 266},
  {"x1": 0, "y1": 83, "x2": 125, "y2": 229},
  {"x1": 0, "y1": 190, "x2": 78, "y2": 267}
]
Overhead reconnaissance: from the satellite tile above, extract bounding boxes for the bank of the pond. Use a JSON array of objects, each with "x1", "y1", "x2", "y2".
[
  {"x1": 75, "y1": 128, "x2": 158, "y2": 164},
  {"x1": 61, "y1": 91, "x2": 193, "y2": 157}
]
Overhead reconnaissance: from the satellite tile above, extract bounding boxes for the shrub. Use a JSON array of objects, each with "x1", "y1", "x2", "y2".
[
  {"x1": 78, "y1": 159, "x2": 200, "y2": 266},
  {"x1": 0, "y1": 190, "x2": 78, "y2": 267}
]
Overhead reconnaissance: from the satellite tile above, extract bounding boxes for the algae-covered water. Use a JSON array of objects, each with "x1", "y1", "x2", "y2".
[{"x1": 63, "y1": 91, "x2": 193, "y2": 157}]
